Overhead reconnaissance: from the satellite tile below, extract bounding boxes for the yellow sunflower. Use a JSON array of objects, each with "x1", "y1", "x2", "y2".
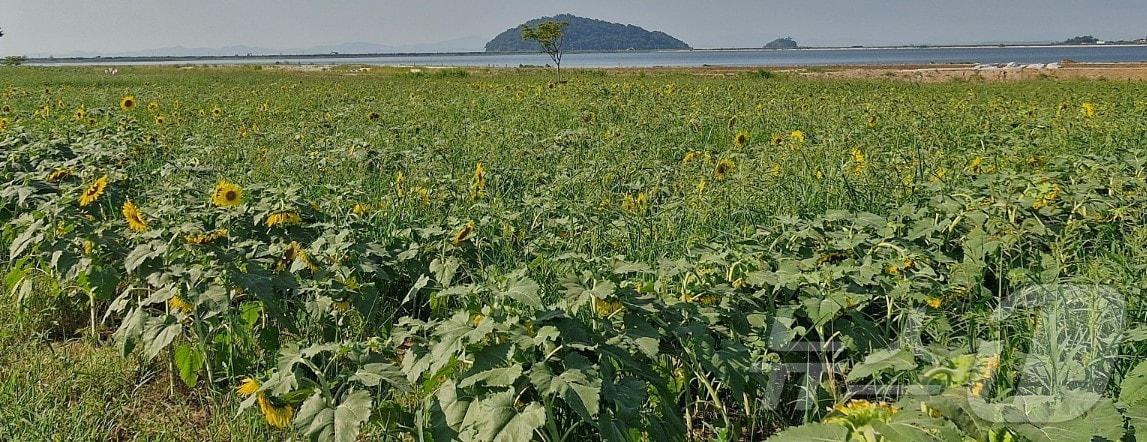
[
  {"x1": 169, "y1": 295, "x2": 193, "y2": 315},
  {"x1": 122, "y1": 201, "x2": 148, "y2": 232},
  {"x1": 790, "y1": 130, "x2": 806, "y2": 143},
  {"x1": 154, "y1": 115, "x2": 166, "y2": 125},
  {"x1": 79, "y1": 175, "x2": 109, "y2": 207},
  {"x1": 120, "y1": 96, "x2": 136, "y2": 111},
  {"x1": 278, "y1": 241, "x2": 315, "y2": 272},
  {"x1": 148, "y1": 101, "x2": 159, "y2": 112},
  {"x1": 74, "y1": 107, "x2": 86, "y2": 120},
  {"x1": 1081, "y1": 102, "x2": 1096, "y2": 119},
  {"x1": 47, "y1": 168, "x2": 72, "y2": 183},
  {"x1": 265, "y1": 211, "x2": 302, "y2": 228},
  {"x1": 236, "y1": 378, "x2": 261, "y2": 397},
  {"x1": 211, "y1": 180, "x2": 243, "y2": 208},
  {"x1": 733, "y1": 131, "x2": 749, "y2": 148},
  {"x1": 211, "y1": 106, "x2": 223, "y2": 117},
  {"x1": 0, "y1": 117, "x2": 8, "y2": 132}
]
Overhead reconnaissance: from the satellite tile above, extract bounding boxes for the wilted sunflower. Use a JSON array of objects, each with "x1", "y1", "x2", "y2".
[
  {"x1": 257, "y1": 394, "x2": 294, "y2": 429},
  {"x1": 120, "y1": 95, "x2": 136, "y2": 111},
  {"x1": 185, "y1": 229, "x2": 229, "y2": 245},
  {"x1": 714, "y1": 158, "x2": 735, "y2": 181},
  {"x1": 681, "y1": 151, "x2": 703, "y2": 163},
  {"x1": 733, "y1": 131, "x2": 749, "y2": 148},
  {"x1": 470, "y1": 163, "x2": 486, "y2": 199},
  {"x1": 47, "y1": 168, "x2": 72, "y2": 183},
  {"x1": 122, "y1": 201, "x2": 148, "y2": 232},
  {"x1": 278, "y1": 241, "x2": 315, "y2": 272},
  {"x1": 1, "y1": 105, "x2": 10, "y2": 113},
  {"x1": 770, "y1": 134, "x2": 784, "y2": 146},
  {"x1": 147, "y1": 101, "x2": 159, "y2": 112},
  {"x1": 368, "y1": 112, "x2": 381, "y2": 122},
  {"x1": 211, "y1": 180, "x2": 243, "y2": 208},
  {"x1": 265, "y1": 211, "x2": 301, "y2": 228},
  {"x1": 79, "y1": 175, "x2": 109, "y2": 207},
  {"x1": 452, "y1": 221, "x2": 476, "y2": 246}
]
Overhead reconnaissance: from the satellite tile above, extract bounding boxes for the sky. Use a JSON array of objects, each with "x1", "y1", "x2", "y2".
[{"x1": 2, "y1": 0, "x2": 1146, "y2": 55}]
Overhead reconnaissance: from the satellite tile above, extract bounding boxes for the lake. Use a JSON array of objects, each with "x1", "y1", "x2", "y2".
[{"x1": 33, "y1": 45, "x2": 1147, "y2": 68}]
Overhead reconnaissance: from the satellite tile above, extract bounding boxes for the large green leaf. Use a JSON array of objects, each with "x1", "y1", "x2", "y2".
[
  {"x1": 766, "y1": 423, "x2": 849, "y2": 441},
  {"x1": 846, "y1": 348, "x2": 917, "y2": 382},
  {"x1": 173, "y1": 343, "x2": 204, "y2": 388},
  {"x1": 1120, "y1": 360, "x2": 1147, "y2": 407},
  {"x1": 473, "y1": 390, "x2": 545, "y2": 442},
  {"x1": 295, "y1": 389, "x2": 374, "y2": 442}
]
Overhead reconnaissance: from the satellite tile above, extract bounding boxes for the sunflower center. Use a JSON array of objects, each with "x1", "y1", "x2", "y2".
[{"x1": 225, "y1": 190, "x2": 237, "y2": 201}]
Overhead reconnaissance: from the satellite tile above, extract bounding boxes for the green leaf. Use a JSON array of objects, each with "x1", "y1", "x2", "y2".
[
  {"x1": 502, "y1": 277, "x2": 541, "y2": 309},
  {"x1": 460, "y1": 365, "x2": 524, "y2": 388},
  {"x1": 846, "y1": 348, "x2": 917, "y2": 382},
  {"x1": 295, "y1": 390, "x2": 374, "y2": 442},
  {"x1": 173, "y1": 343, "x2": 204, "y2": 388},
  {"x1": 1121, "y1": 360, "x2": 1147, "y2": 407},
  {"x1": 1005, "y1": 395, "x2": 1124, "y2": 442},
  {"x1": 474, "y1": 390, "x2": 545, "y2": 442},
  {"x1": 352, "y1": 362, "x2": 411, "y2": 392},
  {"x1": 766, "y1": 423, "x2": 848, "y2": 441}
]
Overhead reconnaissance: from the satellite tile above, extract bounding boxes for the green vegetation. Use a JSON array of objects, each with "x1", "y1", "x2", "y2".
[
  {"x1": 486, "y1": 14, "x2": 690, "y2": 52},
  {"x1": 2, "y1": 66, "x2": 1147, "y2": 441},
  {"x1": 521, "y1": 21, "x2": 569, "y2": 82}
]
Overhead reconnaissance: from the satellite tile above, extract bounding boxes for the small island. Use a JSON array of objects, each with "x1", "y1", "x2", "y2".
[
  {"x1": 764, "y1": 37, "x2": 799, "y2": 49},
  {"x1": 485, "y1": 14, "x2": 691, "y2": 52}
]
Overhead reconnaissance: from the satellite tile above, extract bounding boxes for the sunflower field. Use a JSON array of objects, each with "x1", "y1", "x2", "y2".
[{"x1": 3, "y1": 66, "x2": 1147, "y2": 441}]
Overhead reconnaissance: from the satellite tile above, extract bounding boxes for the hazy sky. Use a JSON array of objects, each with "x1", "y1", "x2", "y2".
[{"x1": 2, "y1": 0, "x2": 1146, "y2": 55}]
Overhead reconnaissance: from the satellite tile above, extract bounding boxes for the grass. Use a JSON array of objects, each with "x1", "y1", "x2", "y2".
[{"x1": 0, "y1": 297, "x2": 277, "y2": 440}]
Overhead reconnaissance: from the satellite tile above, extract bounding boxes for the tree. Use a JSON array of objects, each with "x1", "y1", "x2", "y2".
[{"x1": 521, "y1": 20, "x2": 569, "y2": 82}]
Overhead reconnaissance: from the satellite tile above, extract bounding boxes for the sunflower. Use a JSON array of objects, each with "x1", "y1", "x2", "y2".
[
  {"x1": 148, "y1": 101, "x2": 159, "y2": 112},
  {"x1": 394, "y1": 171, "x2": 406, "y2": 197},
  {"x1": 594, "y1": 297, "x2": 624, "y2": 317},
  {"x1": 790, "y1": 130, "x2": 806, "y2": 143},
  {"x1": 452, "y1": 221, "x2": 476, "y2": 246},
  {"x1": 122, "y1": 201, "x2": 148, "y2": 232},
  {"x1": 211, "y1": 180, "x2": 243, "y2": 208},
  {"x1": 0, "y1": 117, "x2": 7, "y2": 132},
  {"x1": 681, "y1": 151, "x2": 702, "y2": 163},
  {"x1": 79, "y1": 175, "x2": 109, "y2": 207},
  {"x1": 74, "y1": 107, "x2": 86, "y2": 120},
  {"x1": 714, "y1": 158, "x2": 735, "y2": 181},
  {"x1": 1081, "y1": 102, "x2": 1096, "y2": 119},
  {"x1": 47, "y1": 168, "x2": 72, "y2": 182},
  {"x1": 368, "y1": 112, "x2": 381, "y2": 122},
  {"x1": 169, "y1": 295, "x2": 193, "y2": 315},
  {"x1": 278, "y1": 241, "x2": 315, "y2": 272},
  {"x1": 926, "y1": 297, "x2": 942, "y2": 309},
  {"x1": 265, "y1": 211, "x2": 301, "y2": 228},
  {"x1": 851, "y1": 148, "x2": 866, "y2": 175},
  {"x1": 733, "y1": 131, "x2": 749, "y2": 148},
  {"x1": 211, "y1": 106, "x2": 222, "y2": 117},
  {"x1": 257, "y1": 394, "x2": 294, "y2": 429},
  {"x1": 185, "y1": 229, "x2": 229, "y2": 245},
  {"x1": 824, "y1": 400, "x2": 899, "y2": 428},
  {"x1": 352, "y1": 203, "x2": 370, "y2": 216},
  {"x1": 1, "y1": 105, "x2": 10, "y2": 113},
  {"x1": 770, "y1": 134, "x2": 785, "y2": 146},
  {"x1": 120, "y1": 95, "x2": 136, "y2": 111},
  {"x1": 236, "y1": 378, "x2": 261, "y2": 397},
  {"x1": 154, "y1": 115, "x2": 166, "y2": 125},
  {"x1": 470, "y1": 163, "x2": 486, "y2": 199}
]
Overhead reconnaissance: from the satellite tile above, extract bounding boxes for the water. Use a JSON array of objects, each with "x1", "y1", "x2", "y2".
[{"x1": 34, "y1": 45, "x2": 1147, "y2": 68}]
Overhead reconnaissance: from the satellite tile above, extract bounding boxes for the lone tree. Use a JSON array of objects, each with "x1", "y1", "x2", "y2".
[{"x1": 521, "y1": 20, "x2": 569, "y2": 82}]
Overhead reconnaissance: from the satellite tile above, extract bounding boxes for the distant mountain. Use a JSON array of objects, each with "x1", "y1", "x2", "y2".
[
  {"x1": 29, "y1": 37, "x2": 485, "y2": 58},
  {"x1": 485, "y1": 14, "x2": 690, "y2": 52}
]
